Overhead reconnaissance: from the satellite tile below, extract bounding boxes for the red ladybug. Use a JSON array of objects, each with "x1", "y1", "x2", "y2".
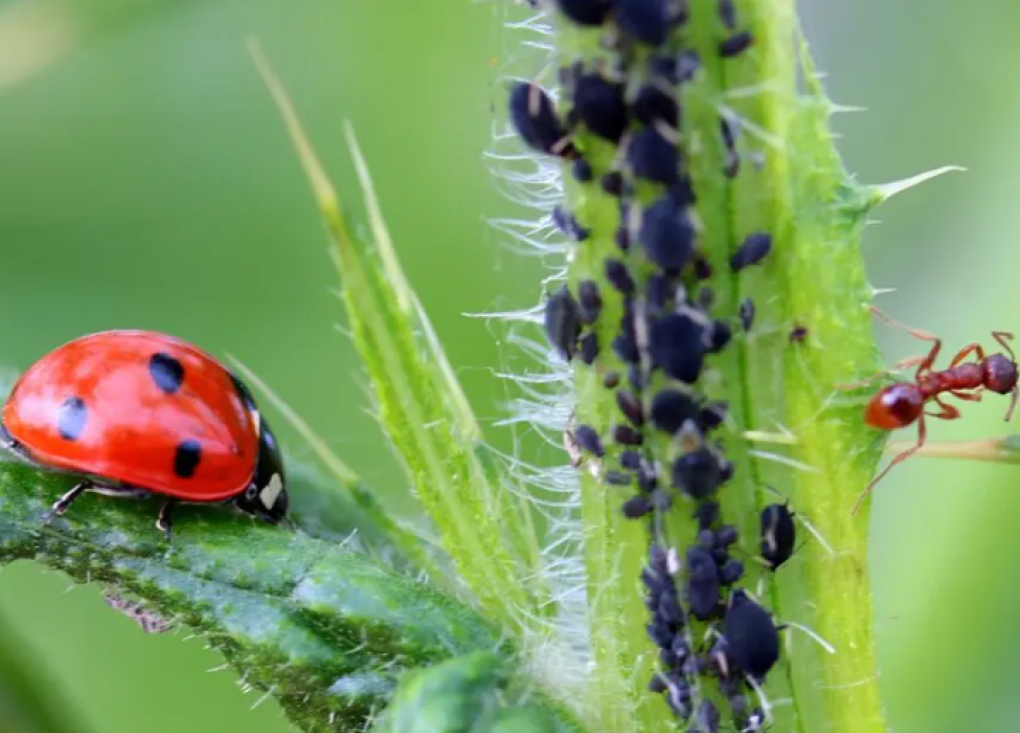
[{"x1": 0, "y1": 330, "x2": 288, "y2": 539}]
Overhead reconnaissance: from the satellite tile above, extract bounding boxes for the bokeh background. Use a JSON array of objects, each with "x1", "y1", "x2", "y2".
[{"x1": 0, "y1": 0, "x2": 1016, "y2": 731}]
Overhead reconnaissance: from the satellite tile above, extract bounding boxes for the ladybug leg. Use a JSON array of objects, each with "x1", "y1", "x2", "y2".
[
  {"x1": 155, "y1": 501, "x2": 176, "y2": 541},
  {"x1": 49, "y1": 481, "x2": 90, "y2": 519}
]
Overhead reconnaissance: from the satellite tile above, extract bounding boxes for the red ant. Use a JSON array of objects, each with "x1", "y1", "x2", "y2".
[{"x1": 846, "y1": 306, "x2": 1019, "y2": 514}]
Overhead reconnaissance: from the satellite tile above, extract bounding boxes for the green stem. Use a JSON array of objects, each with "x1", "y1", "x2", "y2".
[{"x1": 552, "y1": 1, "x2": 889, "y2": 731}]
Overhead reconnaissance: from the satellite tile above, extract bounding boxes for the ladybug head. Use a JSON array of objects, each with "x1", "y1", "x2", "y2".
[{"x1": 235, "y1": 419, "x2": 288, "y2": 524}]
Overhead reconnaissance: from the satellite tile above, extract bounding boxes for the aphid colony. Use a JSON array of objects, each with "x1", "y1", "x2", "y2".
[{"x1": 511, "y1": 0, "x2": 791, "y2": 729}]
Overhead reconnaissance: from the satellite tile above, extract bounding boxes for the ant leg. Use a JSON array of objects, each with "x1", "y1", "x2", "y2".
[
  {"x1": 926, "y1": 399, "x2": 960, "y2": 421},
  {"x1": 949, "y1": 389, "x2": 982, "y2": 403},
  {"x1": 869, "y1": 306, "x2": 943, "y2": 376},
  {"x1": 835, "y1": 355, "x2": 927, "y2": 391},
  {"x1": 947, "y1": 343, "x2": 985, "y2": 368},
  {"x1": 852, "y1": 415, "x2": 928, "y2": 515}
]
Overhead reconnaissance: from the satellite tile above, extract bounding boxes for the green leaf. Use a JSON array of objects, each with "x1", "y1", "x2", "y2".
[
  {"x1": 372, "y1": 651, "x2": 583, "y2": 733},
  {"x1": 0, "y1": 463, "x2": 503, "y2": 732},
  {"x1": 249, "y1": 40, "x2": 552, "y2": 635}
]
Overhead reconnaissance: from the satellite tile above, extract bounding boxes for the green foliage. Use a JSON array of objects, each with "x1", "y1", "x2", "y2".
[
  {"x1": 0, "y1": 462, "x2": 508, "y2": 732},
  {"x1": 371, "y1": 652, "x2": 578, "y2": 733}
]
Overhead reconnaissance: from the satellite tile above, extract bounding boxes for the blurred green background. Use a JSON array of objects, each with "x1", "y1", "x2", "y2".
[{"x1": 0, "y1": 0, "x2": 1017, "y2": 731}]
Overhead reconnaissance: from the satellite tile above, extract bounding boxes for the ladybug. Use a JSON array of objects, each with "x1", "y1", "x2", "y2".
[{"x1": 0, "y1": 330, "x2": 288, "y2": 539}]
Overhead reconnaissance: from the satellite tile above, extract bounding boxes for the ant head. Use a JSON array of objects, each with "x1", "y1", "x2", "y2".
[{"x1": 984, "y1": 353, "x2": 1018, "y2": 396}]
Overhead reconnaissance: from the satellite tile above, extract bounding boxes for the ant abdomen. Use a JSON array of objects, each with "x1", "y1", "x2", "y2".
[{"x1": 865, "y1": 383, "x2": 923, "y2": 430}]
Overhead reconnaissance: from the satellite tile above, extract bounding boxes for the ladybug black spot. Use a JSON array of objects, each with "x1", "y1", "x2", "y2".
[
  {"x1": 149, "y1": 352, "x2": 185, "y2": 395},
  {"x1": 57, "y1": 396, "x2": 87, "y2": 441},
  {"x1": 174, "y1": 439, "x2": 202, "y2": 478}
]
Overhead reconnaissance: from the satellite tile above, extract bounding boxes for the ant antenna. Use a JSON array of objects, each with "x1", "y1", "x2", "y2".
[
  {"x1": 993, "y1": 331, "x2": 1016, "y2": 362},
  {"x1": 1007, "y1": 386, "x2": 1019, "y2": 423}
]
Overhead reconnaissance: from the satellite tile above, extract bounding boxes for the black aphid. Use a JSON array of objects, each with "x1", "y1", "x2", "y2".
[
  {"x1": 738, "y1": 297, "x2": 755, "y2": 331},
  {"x1": 790, "y1": 324, "x2": 808, "y2": 343},
  {"x1": 637, "y1": 464, "x2": 657, "y2": 492},
  {"x1": 719, "y1": 558, "x2": 744, "y2": 586},
  {"x1": 614, "y1": 0, "x2": 671, "y2": 47},
  {"x1": 649, "y1": 313, "x2": 705, "y2": 383},
  {"x1": 580, "y1": 332, "x2": 600, "y2": 365},
  {"x1": 715, "y1": 524, "x2": 738, "y2": 547},
  {"x1": 724, "y1": 590, "x2": 780, "y2": 679},
  {"x1": 572, "y1": 74, "x2": 629, "y2": 142},
  {"x1": 720, "y1": 114, "x2": 739, "y2": 150},
  {"x1": 613, "y1": 424, "x2": 644, "y2": 446},
  {"x1": 554, "y1": 0, "x2": 613, "y2": 26},
  {"x1": 623, "y1": 493, "x2": 653, "y2": 518},
  {"x1": 614, "y1": 224, "x2": 631, "y2": 251},
  {"x1": 601, "y1": 171, "x2": 624, "y2": 196},
  {"x1": 613, "y1": 308, "x2": 640, "y2": 364},
  {"x1": 639, "y1": 196, "x2": 696, "y2": 271},
  {"x1": 633, "y1": 84, "x2": 679, "y2": 128},
  {"x1": 721, "y1": 114, "x2": 740, "y2": 178},
  {"x1": 730, "y1": 232, "x2": 772, "y2": 272},
  {"x1": 573, "y1": 424, "x2": 605, "y2": 457},
  {"x1": 761, "y1": 502, "x2": 796, "y2": 570},
  {"x1": 620, "y1": 450, "x2": 642, "y2": 470},
  {"x1": 708, "y1": 320, "x2": 732, "y2": 353},
  {"x1": 719, "y1": 31, "x2": 754, "y2": 58},
  {"x1": 672, "y1": 447, "x2": 727, "y2": 499},
  {"x1": 508, "y1": 82, "x2": 576, "y2": 158},
  {"x1": 603, "y1": 371, "x2": 621, "y2": 389},
  {"x1": 718, "y1": 0, "x2": 736, "y2": 28},
  {"x1": 572, "y1": 158, "x2": 594, "y2": 182},
  {"x1": 605, "y1": 258, "x2": 636, "y2": 295},
  {"x1": 649, "y1": 55, "x2": 678, "y2": 84},
  {"x1": 544, "y1": 285, "x2": 582, "y2": 360},
  {"x1": 658, "y1": 589, "x2": 684, "y2": 624},
  {"x1": 699, "y1": 401, "x2": 728, "y2": 432},
  {"x1": 697, "y1": 529, "x2": 716, "y2": 548},
  {"x1": 650, "y1": 389, "x2": 700, "y2": 434},
  {"x1": 616, "y1": 390, "x2": 645, "y2": 427},
  {"x1": 577, "y1": 280, "x2": 602, "y2": 324},
  {"x1": 605, "y1": 470, "x2": 633, "y2": 486},
  {"x1": 691, "y1": 258, "x2": 711, "y2": 285},
  {"x1": 552, "y1": 205, "x2": 589, "y2": 241},
  {"x1": 686, "y1": 546, "x2": 721, "y2": 620},
  {"x1": 626, "y1": 127, "x2": 679, "y2": 185}
]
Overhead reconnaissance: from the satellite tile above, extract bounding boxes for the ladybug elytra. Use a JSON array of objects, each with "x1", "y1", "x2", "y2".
[{"x1": 0, "y1": 330, "x2": 288, "y2": 539}]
